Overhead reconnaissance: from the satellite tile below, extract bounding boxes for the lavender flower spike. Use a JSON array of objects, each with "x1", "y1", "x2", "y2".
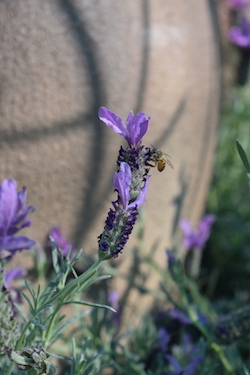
[
  {"x1": 98, "y1": 107, "x2": 151, "y2": 259},
  {"x1": 0, "y1": 179, "x2": 35, "y2": 259},
  {"x1": 99, "y1": 106, "x2": 150, "y2": 147},
  {"x1": 98, "y1": 162, "x2": 149, "y2": 259}
]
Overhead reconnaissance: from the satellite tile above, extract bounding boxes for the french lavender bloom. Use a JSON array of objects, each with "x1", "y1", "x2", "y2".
[
  {"x1": 0, "y1": 179, "x2": 35, "y2": 259},
  {"x1": 180, "y1": 214, "x2": 216, "y2": 251},
  {"x1": 229, "y1": 16, "x2": 250, "y2": 47},
  {"x1": 98, "y1": 107, "x2": 151, "y2": 259}
]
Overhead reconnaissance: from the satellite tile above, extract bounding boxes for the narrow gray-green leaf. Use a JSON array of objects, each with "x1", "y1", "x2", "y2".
[{"x1": 236, "y1": 139, "x2": 250, "y2": 173}]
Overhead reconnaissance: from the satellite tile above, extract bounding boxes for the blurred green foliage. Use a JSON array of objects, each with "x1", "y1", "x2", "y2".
[{"x1": 203, "y1": 87, "x2": 250, "y2": 299}]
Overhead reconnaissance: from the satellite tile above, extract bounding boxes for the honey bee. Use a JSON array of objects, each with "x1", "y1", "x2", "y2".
[{"x1": 147, "y1": 147, "x2": 174, "y2": 172}]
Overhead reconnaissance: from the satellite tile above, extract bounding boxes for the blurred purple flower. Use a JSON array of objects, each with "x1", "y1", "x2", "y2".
[
  {"x1": 0, "y1": 179, "x2": 35, "y2": 259},
  {"x1": 108, "y1": 290, "x2": 119, "y2": 311},
  {"x1": 166, "y1": 354, "x2": 202, "y2": 375},
  {"x1": 158, "y1": 328, "x2": 170, "y2": 352},
  {"x1": 108, "y1": 290, "x2": 121, "y2": 326},
  {"x1": 229, "y1": 17, "x2": 250, "y2": 47},
  {"x1": 180, "y1": 214, "x2": 216, "y2": 251},
  {"x1": 181, "y1": 333, "x2": 197, "y2": 357},
  {"x1": 48, "y1": 226, "x2": 73, "y2": 257},
  {"x1": 169, "y1": 308, "x2": 191, "y2": 325},
  {"x1": 227, "y1": 0, "x2": 250, "y2": 9},
  {"x1": 166, "y1": 250, "x2": 176, "y2": 266},
  {"x1": 99, "y1": 107, "x2": 150, "y2": 148},
  {"x1": 5, "y1": 267, "x2": 26, "y2": 289},
  {"x1": 4, "y1": 267, "x2": 26, "y2": 309}
]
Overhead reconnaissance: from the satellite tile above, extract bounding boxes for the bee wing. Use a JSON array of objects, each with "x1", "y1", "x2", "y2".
[
  {"x1": 163, "y1": 153, "x2": 174, "y2": 169},
  {"x1": 167, "y1": 158, "x2": 174, "y2": 169}
]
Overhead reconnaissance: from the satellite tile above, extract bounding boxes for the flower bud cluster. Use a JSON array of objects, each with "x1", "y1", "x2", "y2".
[{"x1": 15, "y1": 345, "x2": 51, "y2": 373}]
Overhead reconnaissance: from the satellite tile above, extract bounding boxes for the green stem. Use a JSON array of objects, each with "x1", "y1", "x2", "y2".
[
  {"x1": 210, "y1": 342, "x2": 235, "y2": 374},
  {"x1": 6, "y1": 362, "x2": 14, "y2": 375},
  {"x1": 43, "y1": 303, "x2": 62, "y2": 347},
  {"x1": 15, "y1": 320, "x2": 32, "y2": 351}
]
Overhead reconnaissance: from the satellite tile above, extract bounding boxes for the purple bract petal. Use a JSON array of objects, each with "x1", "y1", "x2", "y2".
[
  {"x1": 99, "y1": 107, "x2": 128, "y2": 138},
  {"x1": 0, "y1": 235, "x2": 35, "y2": 258},
  {"x1": 126, "y1": 111, "x2": 150, "y2": 147},
  {"x1": 113, "y1": 162, "x2": 131, "y2": 208},
  {"x1": 127, "y1": 175, "x2": 150, "y2": 210},
  {"x1": 0, "y1": 179, "x2": 18, "y2": 235}
]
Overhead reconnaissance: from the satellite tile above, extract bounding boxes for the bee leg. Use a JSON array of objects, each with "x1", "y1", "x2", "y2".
[{"x1": 145, "y1": 161, "x2": 156, "y2": 168}]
